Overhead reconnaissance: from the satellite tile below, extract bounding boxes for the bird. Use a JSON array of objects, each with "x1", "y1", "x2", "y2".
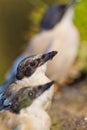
[
  {"x1": 2, "y1": 81, "x2": 54, "y2": 113},
  {"x1": 23, "y1": 0, "x2": 79, "y2": 84},
  {"x1": 0, "y1": 81, "x2": 56, "y2": 130},
  {"x1": 0, "y1": 51, "x2": 57, "y2": 110}
]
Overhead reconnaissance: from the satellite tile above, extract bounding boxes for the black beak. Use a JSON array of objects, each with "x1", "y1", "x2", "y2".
[
  {"x1": 36, "y1": 81, "x2": 54, "y2": 97},
  {"x1": 39, "y1": 51, "x2": 58, "y2": 66}
]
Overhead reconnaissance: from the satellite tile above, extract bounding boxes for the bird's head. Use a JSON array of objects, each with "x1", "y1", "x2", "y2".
[
  {"x1": 40, "y1": 0, "x2": 77, "y2": 30},
  {"x1": 16, "y1": 51, "x2": 57, "y2": 80},
  {"x1": 11, "y1": 81, "x2": 54, "y2": 113}
]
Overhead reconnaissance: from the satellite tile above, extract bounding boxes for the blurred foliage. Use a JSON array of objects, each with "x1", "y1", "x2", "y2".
[
  {"x1": 74, "y1": 0, "x2": 87, "y2": 41},
  {"x1": 0, "y1": 0, "x2": 30, "y2": 82},
  {"x1": 0, "y1": 0, "x2": 87, "y2": 82},
  {"x1": 74, "y1": 0, "x2": 87, "y2": 72}
]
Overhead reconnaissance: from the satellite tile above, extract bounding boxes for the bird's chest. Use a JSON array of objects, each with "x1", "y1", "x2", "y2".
[
  {"x1": 55, "y1": 30, "x2": 78, "y2": 57},
  {"x1": 26, "y1": 74, "x2": 50, "y2": 86},
  {"x1": 21, "y1": 110, "x2": 51, "y2": 130}
]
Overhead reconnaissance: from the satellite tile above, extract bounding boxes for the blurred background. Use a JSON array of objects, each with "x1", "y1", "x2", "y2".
[
  {"x1": 0, "y1": 1, "x2": 87, "y2": 129},
  {"x1": 0, "y1": 0, "x2": 87, "y2": 83}
]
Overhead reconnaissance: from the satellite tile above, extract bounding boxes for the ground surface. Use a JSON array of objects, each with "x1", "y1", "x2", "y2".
[{"x1": 50, "y1": 79, "x2": 87, "y2": 130}]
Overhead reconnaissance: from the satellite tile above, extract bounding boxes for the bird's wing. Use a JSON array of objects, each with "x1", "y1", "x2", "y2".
[
  {"x1": 0, "y1": 109, "x2": 33, "y2": 130},
  {"x1": 0, "y1": 56, "x2": 24, "y2": 94},
  {"x1": 0, "y1": 110, "x2": 21, "y2": 130},
  {"x1": 0, "y1": 82, "x2": 19, "y2": 111}
]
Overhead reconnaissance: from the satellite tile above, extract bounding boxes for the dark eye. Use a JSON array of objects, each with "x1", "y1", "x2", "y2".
[
  {"x1": 28, "y1": 91, "x2": 34, "y2": 97},
  {"x1": 30, "y1": 61, "x2": 38, "y2": 67}
]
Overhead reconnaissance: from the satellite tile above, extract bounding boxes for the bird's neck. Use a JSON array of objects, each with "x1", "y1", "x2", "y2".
[
  {"x1": 54, "y1": 8, "x2": 74, "y2": 30},
  {"x1": 20, "y1": 90, "x2": 52, "y2": 130},
  {"x1": 20, "y1": 85, "x2": 54, "y2": 130}
]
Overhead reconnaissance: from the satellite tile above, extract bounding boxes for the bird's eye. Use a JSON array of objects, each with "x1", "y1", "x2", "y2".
[
  {"x1": 28, "y1": 91, "x2": 34, "y2": 97},
  {"x1": 30, "y1": 61, "x2": 38, "y2": 67}
]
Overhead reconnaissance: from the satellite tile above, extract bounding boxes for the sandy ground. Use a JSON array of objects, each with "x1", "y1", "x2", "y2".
[{"x1": 50, "y1": 79, "x2": 87, "y2": 130}]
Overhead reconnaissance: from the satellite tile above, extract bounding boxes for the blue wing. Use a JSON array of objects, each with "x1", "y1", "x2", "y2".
[{"x1": 0, "y1": 55, "x2": 24, "y2": 94}]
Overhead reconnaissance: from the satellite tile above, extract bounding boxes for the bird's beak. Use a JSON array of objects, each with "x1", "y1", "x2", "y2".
[
  {"x1": 36, "y1": 81, "x2": 54, "y2": 97},
  {"x1": 39, "y1": 51, "x2": 58, "y2": 66}
]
